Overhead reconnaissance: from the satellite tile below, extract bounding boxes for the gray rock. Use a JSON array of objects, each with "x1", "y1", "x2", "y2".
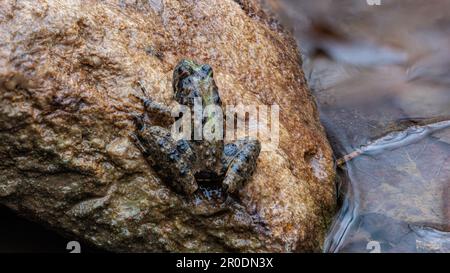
[{"x1": 0, "y1": 0, "x2": 336, "y2": 252}]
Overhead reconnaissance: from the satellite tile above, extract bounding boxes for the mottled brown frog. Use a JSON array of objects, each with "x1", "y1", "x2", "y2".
[{"x1": 131, "y1": 59, "x2": 260, "y2": 196}]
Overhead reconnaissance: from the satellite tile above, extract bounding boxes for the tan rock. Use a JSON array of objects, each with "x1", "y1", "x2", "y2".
[{"x1": 0, "y1": 0, "x2": 336, "y2": 252}]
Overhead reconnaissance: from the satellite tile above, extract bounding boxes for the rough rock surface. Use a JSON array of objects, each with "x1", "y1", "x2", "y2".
[{"x1": 0, "y1": 0, "x2": 336, "y2": 252}]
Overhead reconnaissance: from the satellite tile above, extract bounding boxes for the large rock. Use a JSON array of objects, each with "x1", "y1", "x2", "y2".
[{"x1": 0, "y1": 0, "x2": 336, "y2": 252}]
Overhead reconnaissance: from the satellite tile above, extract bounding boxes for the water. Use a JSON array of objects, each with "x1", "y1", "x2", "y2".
[{"x1": 269, "y1": 0, "x2": 450, "y2": 252}]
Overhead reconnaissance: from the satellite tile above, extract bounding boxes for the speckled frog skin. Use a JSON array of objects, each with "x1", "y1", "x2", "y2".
[{"x1": 131, "y1": 59, "x2": 261, "y2": 195}]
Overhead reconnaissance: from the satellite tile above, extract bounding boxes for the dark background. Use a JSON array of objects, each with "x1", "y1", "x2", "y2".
[{"x1": 0, "y1": 205, "x2": 102, "y2": 253}]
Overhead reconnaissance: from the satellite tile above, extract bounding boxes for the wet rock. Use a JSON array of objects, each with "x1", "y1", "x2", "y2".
[
  {"x1": 0, "y1": 0, "x2": 336, "y2": 252},
  {"x1": 273, "y1": 0, "x2": 450, "y2": 252}
]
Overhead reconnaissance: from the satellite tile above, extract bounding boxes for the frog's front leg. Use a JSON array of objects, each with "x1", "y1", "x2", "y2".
[
  {"x1": 221, "y1": 137, "x2": 261, "y2": 194},
  {"x1": 132, "y1": 81, "x2": 174, "y2": 127},
  {"x1": 131, "y1": 119, "x2": 198, "y2": 195}
]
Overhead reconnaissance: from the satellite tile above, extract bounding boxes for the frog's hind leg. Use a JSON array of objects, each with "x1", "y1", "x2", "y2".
[
  {"x1": 135, "y1": 125, "x2": 198, "y2": 195},
  {"x1": 221, "y1": 137, "x2": 261, "y2": 194}
]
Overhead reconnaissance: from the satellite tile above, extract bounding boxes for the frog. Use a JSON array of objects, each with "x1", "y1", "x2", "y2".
[{"x1": 130, "y1": 59, "x2": 261, "y2": 196}]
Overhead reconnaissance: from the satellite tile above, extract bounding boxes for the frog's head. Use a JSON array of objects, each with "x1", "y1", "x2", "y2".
[{"x1": 173, "y1": 59, "x2": 221, "y2": 108}]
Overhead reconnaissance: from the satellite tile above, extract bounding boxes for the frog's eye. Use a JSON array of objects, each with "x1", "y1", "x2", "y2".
[{"x1": 200, "y1": 64, "x2": 213, "y2": 76}]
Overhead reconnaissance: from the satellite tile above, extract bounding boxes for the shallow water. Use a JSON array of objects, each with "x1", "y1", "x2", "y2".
[{"x1": 269, "y1": 0, "x2": 450, "y2": 252}]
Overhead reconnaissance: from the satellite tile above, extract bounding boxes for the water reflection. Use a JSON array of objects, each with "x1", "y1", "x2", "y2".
[{"x1": 269, "y1": 0, "x2": 450, "y2": 252}]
